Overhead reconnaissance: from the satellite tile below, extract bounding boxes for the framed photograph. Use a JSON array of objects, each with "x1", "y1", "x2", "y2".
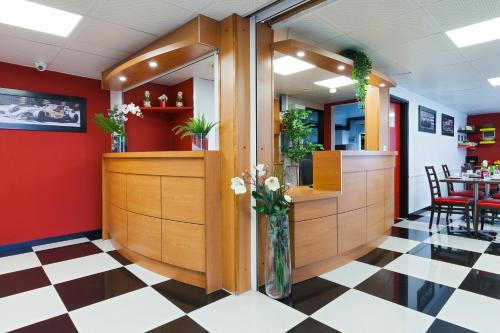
[
  {"x1": 418, "y1": 105, "x2": 436, "y2": 134},
  {"x1": 441, "y1": 113, "x2": 455, "y2": 137},
  {"x1": 0, "y1": 88, "x2": 86, "y2": 132}
]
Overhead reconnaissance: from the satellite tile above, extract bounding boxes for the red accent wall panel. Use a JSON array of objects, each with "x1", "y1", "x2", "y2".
[
  {"x1": 389, "y1": 102, "x2": 401, "y2": 219},
  {"x1": 467, "y1": 113, "x2": 500, "y2": 163}
]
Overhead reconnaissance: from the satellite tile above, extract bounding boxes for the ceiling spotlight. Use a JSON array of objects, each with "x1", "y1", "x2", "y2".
[
  {"x1": 366, "y1": 76, "x2": 370, "y2": 80},
  {"x1": 148, "y1": 61, "x2": 158, "y2": 68},
  {"x1": 296, "y1": 51, "x2": 305, "y2": 57},
  {"x1": 329, "y1": 88, "x2": 337, "y2": 94},
  {"x1": 379, "y1": 83, "x2": 386, "y2": 87},
  {"x1": 338, "y1": 64, "x2": 345, "y2": 71},
  {"x1": 119, "y1": 76, "x2": 127, "y2": 82}
]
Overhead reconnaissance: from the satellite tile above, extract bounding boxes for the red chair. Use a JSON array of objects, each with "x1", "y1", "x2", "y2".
[
  {"x1": 492, "y1": 193, "x2": 500, "y2": 199},
  {"x1": 426, "y1": 166, "x2": 472, "y2": 231},
  {"x1": 478, "y1": 199, "x2": 500, "y2": 237},
  {"x1": 442, "y1": 164, "x2": 484, "y2": 198}
]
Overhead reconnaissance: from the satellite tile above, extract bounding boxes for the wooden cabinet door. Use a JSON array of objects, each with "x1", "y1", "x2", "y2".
[
  {"x1": 385, "y1": 168, "x2": 395, "y2": 230},
  {"x1": 338, "y1": 207, "x2": 367, "y2": 253},
  {"x1": 367, "y1": 169, "x2": 385, "y2": 206},
  {"x1": 367, "y1": 202, "x2": 385, "y2": 241},
  {"x1": 162, "y1": 177, "x2": 205, "y2": 224},
  {"x1": 107, "y1": 172, "x2": 126, "y2": 209},
  {"x1": 338, "y1": 172, "x2": 367, "y2": 213},
  {"x1": 127, "y1": 212, "x2": 162, "y2": 261},
  {"x1": 109, "y1": 205, "x2": 127, "y2": 246},
  {"x1": 127, "y1": 175, "x2": 161, "y2": 218}
]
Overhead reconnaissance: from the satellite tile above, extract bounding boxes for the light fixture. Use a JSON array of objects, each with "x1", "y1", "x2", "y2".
[
  {"x1": 488, "y1": 77, "x2": 500, "y2": 86},
  {"x1": 379, "y1": 83, "x2": 386, "y2": 87},
  {"x1": 446, "y1": 16, "x2": 500, "y2": 48},
  {"x1": 338, "y1": 64, "x2": 345, "y2": 71},
  {"x1": 119, "y1": 76, "x2": 127, "y2": 82},
  {"x1": 329, "y1": 88, "x2": 337, "y2": 94},
  {"x1": 314, "y1": 76, "x2": 354, "y2": 89},
  {"x1": 273, "y1": 56, "x2": 315, "y2": 75},
  {"x1": 0, "y1": 0, "x2": 82, "y2": 37},
  {"x1": 296, "y1": 51, "x2": 305, "y2": 57},
  {"x1": 366, "y1": 76, "x2": 370, "y2": 80},
  {"x1": 148, "y1": 61, "x2": 158, "y2": 68}
]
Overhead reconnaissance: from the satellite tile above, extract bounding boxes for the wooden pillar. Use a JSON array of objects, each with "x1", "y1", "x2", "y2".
[
  {"x1": 378, "y1": 87, "x2": 390, "y2": 150},
  {"x1": 365, "y1": 85, "x2": 390, "y2": 151}
]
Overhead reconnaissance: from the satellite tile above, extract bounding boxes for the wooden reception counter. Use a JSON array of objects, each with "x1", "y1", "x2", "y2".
[
  {"x1": 288, "y1": 150, "x2": 396, "y2": 283},
  {"x1": 102, "y1": 151, "x2": 221, "y2": 293}
]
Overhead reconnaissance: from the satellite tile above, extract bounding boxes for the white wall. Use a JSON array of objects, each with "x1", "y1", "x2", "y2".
[
  {"x1": 286, "y1": 96, "x2": 323, "y2": 111},
  {"x1": 390, "y1": 86, "x2": 467, "y2": 213},
  {"x1": 193, "y1": 77, "x2": 217, "y2": 150}
]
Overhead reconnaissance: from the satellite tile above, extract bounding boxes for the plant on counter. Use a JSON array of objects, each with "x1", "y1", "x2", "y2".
[
  {"x1": 172, "y1": 113, "x2": 217, "y2": 150},
  {"x1": 93, "y1": 103, "x2": 143, "y2": 152},
  {"x1": 339, "y1": 49, "x2": 372, "y2": 111},
  {"x1": 231, "y1": 164, "x2": 292, "y2": 299}
]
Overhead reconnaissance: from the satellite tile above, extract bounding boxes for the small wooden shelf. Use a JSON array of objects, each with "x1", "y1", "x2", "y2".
[{"x1": 140, "y1": 106, "x2": 193, "y2": 113}]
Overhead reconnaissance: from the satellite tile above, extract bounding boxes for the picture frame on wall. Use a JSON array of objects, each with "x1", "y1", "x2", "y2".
[
  {"x1": 441, "y1": 113, "x2": 455, "y2": 137},
  {"x1": 418, "y1": 105, "x2": 436, "y2": 134},
  {"x1": 0, "y1": 88, "x2": 86, "y2": 132}
]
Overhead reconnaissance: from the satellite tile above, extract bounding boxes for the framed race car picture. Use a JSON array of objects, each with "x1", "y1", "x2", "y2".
[{"x1": 0, "y1": 88, "x2": 86, "y2": 132}]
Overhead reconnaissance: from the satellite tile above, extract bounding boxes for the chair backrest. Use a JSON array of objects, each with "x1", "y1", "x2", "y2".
[
  {"x1": 441, "y1": 164, "x2": 454, "y2": 193},
  {"x1": 425, "y1": 166, "x2": 442, "y2": 200}
]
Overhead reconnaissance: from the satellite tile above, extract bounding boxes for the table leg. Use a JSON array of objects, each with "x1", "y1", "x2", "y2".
[{"x1": 473, "y1": 183, "x2": 496, "y2": 241}]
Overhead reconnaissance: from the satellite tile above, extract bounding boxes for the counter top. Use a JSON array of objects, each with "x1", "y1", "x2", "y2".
[
  {"x1": 287, "y1": 186, "x2": 340, "y2": 203},
  {"x1": 103, "y1": 151, "x2": 216, "y2": 159},
  {"x1": 340, "y1": 150, "x2": 398, "y2": 156}
]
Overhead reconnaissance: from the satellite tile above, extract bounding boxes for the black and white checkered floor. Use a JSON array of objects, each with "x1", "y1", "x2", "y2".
[{"x1": 1, "y1": 213, "x2": 499, "y2": 332}]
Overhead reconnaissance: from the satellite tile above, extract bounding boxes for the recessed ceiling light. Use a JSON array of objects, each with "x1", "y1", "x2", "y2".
[
  {"x1": 366, "y1": 76, "x2": 370, "y2": 80},
  {"x1": 446, "y1": 16, "x2": 500, "y2": 48},
  {"x1": 273, "y1": 56, "x2": 315, "y2": 75},
  {"x1": 148, "y1": 61, "x2": 158, "y2": 68},
  {"x1": 0, "y1": 0, "x2": 82, "y2": 37},
  {"x1": 329, "y1": 88, "x2": 337, "y2": 94},
  {"x1": 314, "y1": 76, "x2": 354, "y2": 89},
  {"x1": 379, "y1": 83, "x2": 386, "y2": 87},
  {"x1": 119, "y1": 76, "x2": 127, "y2": 82},
  {"x1": 338, "y1": 64, "x2": 345, "y2": 71},
  {"x1": 488, "y1": 77, "x2": 500, "y2": 86},
  {"x1": 296, "y1": 51, "x2": 305, "y2": 57}
]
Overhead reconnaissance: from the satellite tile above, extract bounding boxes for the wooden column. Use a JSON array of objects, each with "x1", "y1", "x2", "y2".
[
  {"x1": 365, "y1": 85, "x2": 390, "y2": 151},
  {"x1": 218, "y1": 15, "x2": 251, "y2": 293},
  {"x1": 378, "y1": 87, "x2": 390, "y2": 150}
]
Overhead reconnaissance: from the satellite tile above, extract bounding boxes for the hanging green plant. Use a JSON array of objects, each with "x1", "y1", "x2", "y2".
[{"x1": 339, "y1": 49, "x2": 372, "y2": 111}]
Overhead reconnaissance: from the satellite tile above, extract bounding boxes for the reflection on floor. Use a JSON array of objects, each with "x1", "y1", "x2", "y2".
[{"x1": 1, "y1": 214, "x2": 499, "y2": 332}]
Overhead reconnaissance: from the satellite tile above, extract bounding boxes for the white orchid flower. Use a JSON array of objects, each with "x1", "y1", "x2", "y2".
[
  {"x1": 284, "y1": 194, "x2": 292, "y2": 203},
  {"x1": 230, "y1": 177, "x2": 247, "y2": 194},
  {"x1": 255, "y1": 164, "x2": 266, "y2": 177},
  {"x1": 265, "y1": 176, "x2": 280, "y2": 192}
]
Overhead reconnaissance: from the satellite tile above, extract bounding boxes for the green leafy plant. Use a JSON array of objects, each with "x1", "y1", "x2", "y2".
[
  {"x1": 172, "y1": 114, "x2": 217, "y2": 139},
  {"x1": 281, "y1": 108, "x2": 323, "y2": 163},
  {"x1": 93, "y1": 113, "x2": 125, "y2": 135},
  {"x1": 340, "y1": 49, "x2": 372, "y2": 111},
  {"x1": 93, "y1": 104, "x2": 143, "y2": 137}
]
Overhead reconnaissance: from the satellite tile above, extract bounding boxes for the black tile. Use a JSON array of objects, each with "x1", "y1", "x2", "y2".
[
  {"x1": 147, "y1": 316, "x2": 208, "y2": 333},
  {"x1": 459, "y1": 269, "x2": 500, "y2": 301},
  {"x1": 54, "y1": 267, "x2": 146, "y2": 311},
  {"x1": 9, "y1": 314, "x2": 78, "y2": 333},
  {"x1": 107, "y1": 250, "x2": 132, "y2": 265},
  {"x1": 259, "y1": 277, "x2": 349, "y2": 315},
  {"x1": 485, "y1": 242, "x2": 500, "y2": 256},
  {"x1": 357, "y1": 248, "x2": 402, "y2": 267},
  {"x1": 426, "y1": 319, "x2": 477, "y2": 333},
  {"x1": 407, "y1": 214, "x2": 424, "y2": 221},
  {"x1": 152, "y1": 280, "x2": 230, "y2": 313},
  {"x1": 408, "y1": 243, "x2": 482, "y2": 267},
  {"x1": 287, "y1": 318, "x2": 341, "y2": 333},
  {"x1": 390, "y1": 227, "x2": 433, "y2": 241},
  {"x1": 36, "y1": 242, "x2": 102, "y2": 265},
  {"x1": 0, "y1": 267, "x2": 50, "y2": 298},
  {"x1": 0, "y1": 247, "x2": 33, "y2": 258},
  {"x1": 355, "y1": 269, "x2": 454, "y2": 316}
]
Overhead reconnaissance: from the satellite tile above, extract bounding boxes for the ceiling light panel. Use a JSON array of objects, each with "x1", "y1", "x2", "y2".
[
  {"x1": 273, "y1": 56, "x2": 315, "y2": 75},
  {"x1": 0, "y1": 0, "x2": 82, "y2": 37},
  {"x1": 446, "y1": 16, "x2": 500, "y2": 48},
  {"x1": 314, "y1": 76, "x2": 354, "y2": 89},
  {"x1": 488, "y1": 77, "x2": 500, "y2": 86}
]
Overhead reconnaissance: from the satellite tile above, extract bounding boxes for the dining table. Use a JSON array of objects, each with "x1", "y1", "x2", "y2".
[{"x1": 440, "y1": 176, "x2": 500, "y2": 241}]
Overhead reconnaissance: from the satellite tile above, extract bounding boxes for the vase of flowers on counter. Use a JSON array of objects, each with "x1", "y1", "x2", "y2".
[
  {"x1": 172, "y1": 114, "x2": 217, "y2": 150},
  {"x1": 158, "y1": 94, "x2": 168, "y2": 108},
  {"x1": 93, "y1": 103, "x2": 143, "y2": 152},
  {"x1": 231, "y1": 164, "x2": 292, "y2": 299}
]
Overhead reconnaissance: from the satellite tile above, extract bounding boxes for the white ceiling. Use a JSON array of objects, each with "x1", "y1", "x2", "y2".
[
  {"x1": 0, "y1": 0, "x2": 275, "y2": 79},
  {"x1": 152, "y1": 55, "x2": 214, "y2": 86},
  {"x1": 275, "y1": 0, "x2": 500, "y2": 114}
]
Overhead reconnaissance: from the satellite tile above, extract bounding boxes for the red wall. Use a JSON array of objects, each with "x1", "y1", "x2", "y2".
[
  {"x1": 0, "y1": 61, "x2": 109, "y2": 245},
  {"x1": 467, "y1": 113, "x2": 500, "y2": 162}
]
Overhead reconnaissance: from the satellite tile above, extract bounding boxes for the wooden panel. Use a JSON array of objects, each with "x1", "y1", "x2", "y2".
[
  {"x1": 161, "y1": 177, "x2": 205, "y2": 224},
  {"x1": 107, "y1": 172, "x2": 126, "y2": 209},
  {"x1": 385, "y1": 168, "x2": 395, "y2": 230},
  {"x1": 292, "y1": 215, "x2": 338, "y2": 268},
  {"x1": 162, "y1": 219, "x2": 206, "y2": 272},
  {"x1": 342, "y1": 154, "x2": 395, "y2": 172},
  {"x1": 109, "y1": 205, "x2": 127, "y2": 246},
  {"x1": 338, "y1": 207, "x2": 367, "y2": 254},
  {"x1": 367, "y1": 169, "x2": 385, "y2": 205},
  {"x1": 287, "y1": 185, "x2": 339, "y2": 203},
  {"x1": 102, "y1": 160, "x2": 109, "y2": 240},
  {"x1": 105, "y1": 158, "x2": 204, "y2": 177},
  {"x1": 127, "y1": 175, "x2": 161, "y2": 218},
  {"x1": 337, "y1": 172, "x2": 366, "y2": 213},
  {"x1": 290, "y1": 198, "x2": 337, "y2": 222},
  {"x1": 127, "y1": 212, "x2": 162, "y2": 261},
  {"x1": 367, "y1": 202, "x2": 385, "y2": 241},
  {"x1": 365, "y1": 85, "x2": 380, "y2": 151},
  {"x1": 312, "y1": 151, "x2": 342, "y2": 191}
]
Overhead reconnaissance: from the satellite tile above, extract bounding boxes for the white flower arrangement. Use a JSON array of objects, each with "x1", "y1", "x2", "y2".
[{"x1": 158, "y1": 94, "x2": 168, "y2": 102}]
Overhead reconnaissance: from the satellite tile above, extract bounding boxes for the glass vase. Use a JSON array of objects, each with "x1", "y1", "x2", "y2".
[
  {"x1": 284, "y1": 158, "x2": 300, "y2": 188},
  {"x1": 264, "y1": 214, "x2": 292, "y2": 299},
  {"x1": 191, "y1": 134, "x2": 208, "y2": 151},
  {"x1": 111, "y1": 132, "x2": 127, "y2": 152}
]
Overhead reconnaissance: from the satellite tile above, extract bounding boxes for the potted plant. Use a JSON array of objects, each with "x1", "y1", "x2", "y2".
[
  {"x1": 93, "y1": 103, "x2": 143, "y2": 152},
  {"x1": 339, "y1": 49, "x2": 372, "y2": 111},
  {"x1": 143, "y1": 90, "x2": 151, "y2": 107},
  {"x1": 281, "y1": 108, "x2": 323, "y2": 187},
  {"x1": 158, "y1": 94, "x2": 168, "y2": 108},
  {"x1": 231, "y1": 164, "x2": 292, "y2": 299},
  {"x1": 172, "y1": 113, "x2": 217, "y2": 150}
]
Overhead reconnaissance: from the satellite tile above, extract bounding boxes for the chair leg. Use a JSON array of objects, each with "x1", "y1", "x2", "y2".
[
  {"x1": 429, "y1": 204, "x2": 435, "y2": 229},
  {"x1": 446, "y1": 206, "x2": 451, "y2": 223},
  {"x1": 481, "y1": 209, "x2": 485, "y2": 230},
  {"x1": 436, "y1": 206, "x2": 442, "y2": 226},
  {"x1": 465, "y1": 205, "x2": 471, "y2": 233}
]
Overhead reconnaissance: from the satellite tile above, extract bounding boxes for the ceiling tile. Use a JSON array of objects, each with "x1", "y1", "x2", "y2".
[
  {"x1": 200, "y1": 0, "x2": 275, "y2": 21},
  {"x1": 413, "y1": 0, "x2": 443, "y2": 7},
  {"x1": 470, "y1": 56, "x2": 500, "y2": 79},
  {"x1": 285, "y1": 15, "x2": 342, "y2": 44},
  {"x1": 459, "y1": 38, "x2": 500, "y2": 61},
  {"x1": 31, "y1": 0, "x2": 100, "y2": 15},
  {"x1": 425, "y1": 0, "x2": 500, "y2": 30},
  {"x1": 0, "y1": 34, "x2": 61, "y2": 68},
  {"x1": 0, "y1": 23, "x2": 67, "y2": 47},
  {"x1": 64, "y1": 40, "x2": 130, "y2": 60},
  {"x1": 49, "y1": 49, "x2": 116, "y2": 79},
  {"x1": 318, "y1": 34, "x2": 369, "y2": 54},
  {"x1": 163, "y1": 0, "x2": 215, "y2": 13}
]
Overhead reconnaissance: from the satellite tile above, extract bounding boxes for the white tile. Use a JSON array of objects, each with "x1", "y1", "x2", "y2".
[
  {"x1": 92, "y1": 239, "x2": 116, "y2": 252},
  {"x1": 189, "y1": 291, "x2": 307, "y2": 333},
  {"x1": 312, "y1": 289, "x2": 433, "y2": 333},
  {"x1": 0, "y1": 286, "x2": 66, "y2": 332},
  {"x1": 424, "y1": 233, "x2": 490, "y2": 253},
  {"x1": 125, "y1": 264, "x2": 169, "y2": 285},
  {"x1": 320, "y1": 261, "x2": 380, "y2": 288},
  {"x1": 394, "y1": 219, "x2": 445, "y2": 233},
  {"x1": 473, "y1": 253, "x2": 500, "y2": 275},
  {"x1": 70, "y1": 287, "x2": 184, "y2": 333},
  {"x1": 32, "y1": 238, "x2": 89, "y2": 252},
  {"x1": 378, "y1": 236, "x2": 421, "y2": 253},
  {"x1": 437, "y1": 289, "x2": 500, "y2": 333},
  {"x1": 43, "y1": 253, "x2": 121, "y2": 284},
  {"x1": 385, "y1": 254, "x2": 470, "y2": 288},
  {"x1": 0, "y1": 252, "x2": 41, "y2": 275}
]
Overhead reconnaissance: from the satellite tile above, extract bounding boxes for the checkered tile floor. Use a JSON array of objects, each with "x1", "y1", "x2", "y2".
[{"x1": 1, "y1": 213, "x2": 500, "y2": 332}]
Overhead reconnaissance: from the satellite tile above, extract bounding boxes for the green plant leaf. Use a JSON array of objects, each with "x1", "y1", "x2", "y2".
[
  {"x1": 172, "y1": 113, "x2": 218, "y2": 138},
  {"x1": 339, "y1": 49, "x2": 372, "y2": 111}
]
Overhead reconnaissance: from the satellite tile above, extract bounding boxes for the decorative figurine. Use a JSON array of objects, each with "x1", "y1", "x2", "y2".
[
  {"x1": 158, "y1": 94, "x2": 168, "y2": 108},
  {"x1": 176, "y1": 91, "x2": 183, "y2": 107},
  {"x1": 143, "y1": 90, "x2": 151, "y2": 108}
]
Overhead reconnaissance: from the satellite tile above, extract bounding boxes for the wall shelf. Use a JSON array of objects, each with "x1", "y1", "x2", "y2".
[{"x1": 140, "y1": 106, "x2": 193, "y2": 113}]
